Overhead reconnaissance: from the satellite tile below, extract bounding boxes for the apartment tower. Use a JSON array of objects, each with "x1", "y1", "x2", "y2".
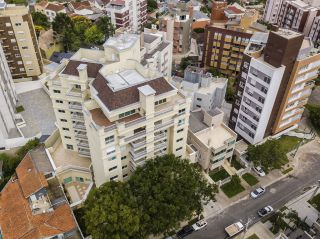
[
  {"x1": 48, "y1": 33, "x2": 190, "y2": 186},
  {"x1": 0, "y1": 1, "x2": 43, "y2": 79},
  {"x1": 229, "y1": 29, "x2": 320, "y2": 144}
]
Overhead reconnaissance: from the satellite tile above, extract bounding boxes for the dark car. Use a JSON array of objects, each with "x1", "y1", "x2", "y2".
[{"x1": 176, "y1": 225, "x2": 194, "y2": 238}]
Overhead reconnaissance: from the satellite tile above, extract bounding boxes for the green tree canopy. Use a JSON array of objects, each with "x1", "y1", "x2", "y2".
[
  {"x1": 52, "y1": 13, "x2": 73, "y2": 34},
  {"x1": 247, "y1": 139, "x2": 288, "y2": 171},
  {"x1": 31, "y1": 11, "x2": 50, "y2": 29},
  {"x1": 95, "y1": 16, "x2": 115, "y2": 40},
  {"x1": 83, "y1": 182, "x2": 143, "y2": 239},
  {"x1": 129, "y1": 155, "x2": 217, "y2": 236},
  {"x1": 307, "y1": 104, "x2": 320, "y2": 132},
  {"x1": 84, "y1": 25, "x2": 104, "y2": 46},
  {"x1": 147, "y1": 0, "x2": 157, "y2": 13}
]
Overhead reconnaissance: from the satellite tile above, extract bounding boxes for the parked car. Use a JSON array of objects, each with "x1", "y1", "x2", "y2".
[
  {"x1": 192, "y1": 219, "x2": 207, "y2": 231},
  {"x1": 253, "y1": 166, "x2": 266, "y2": 177},
  {"x1": 250, "y1": 186, "x2": 266, "y2": 199},
  {"x1": 258, "y1": 206, "x2": 274, "y2": 217},
  {"x1": 176, "y1": 225, "x2": 194, "y2": 238}
]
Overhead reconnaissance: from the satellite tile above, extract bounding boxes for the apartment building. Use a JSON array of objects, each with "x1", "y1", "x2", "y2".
[
  {"x1": 0, "y1": 1, "x2": 43, "y2": 79},
  {"x1": 0, "y1": 44, "x2": 19, "y2": 149},
  {"x1": 263, "y1": 0, "x2": 284, "y2": 24},
  {"x1": 159, "y1": 10, "x2": 192, "y2": 54},
  {"x1": 172, "y1": 66, "x2": 227, "y2": 111},
  {"x1": 229, "y1": 29, "x2": 320, "y2": 144},
  {"x1": 0, "y1": 146, "x2": 82, "y2": 239},
  {"x1": 141, "y1": 28, "x2": 173, "y2": 77},
  {"x1": 105, "y1": 0, "x2": 147, "y2": 32},
  {"x1": 35, "y1": 1, "x2": 66, "y2": 22},
  {"x1": 308, "y1": 15, "x2": 320, "y2": 47},
  {"x1": 48, "y1": 33, "x2": 191, "y2": 186},
  {"x1": 187, "y1": 108, "x2": 236, "y2": 171}
]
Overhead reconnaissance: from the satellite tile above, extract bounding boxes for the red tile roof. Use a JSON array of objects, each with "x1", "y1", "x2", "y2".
[
  {"x1": 62, "y1": 60, "x2": 103, "y2": 78},
  {"x1": 70, "y1": 0, "x2": 91, "y2": 10},
  {"x1": 45, "y1": 3, "x2": 65, "y2": 12},
  {"x1": 0, "y1": 154, "x2": 78, "y2": 239},
  {"x1": 92, "y1": 73, "x2": 174, "y2": 110},
  {"x1": 225, "y1": 6, "x2": 244, "y2": 14}
]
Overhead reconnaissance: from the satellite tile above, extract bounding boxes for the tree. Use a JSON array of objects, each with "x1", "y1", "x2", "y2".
[
  {"x1": 180, "y1": 57, "x2": 194, "y2": 71},
  {"x1": 307, "y1": 104, "x2": 320, "y2": 132},
  {"x1": 96, "y1": 16, "x2": 115, "y2": 41},
  {"x1": 52, "y1": 13, "x2": 73, "y2": 34},
  {"x1": 129, "y1": 155, "x2": 217, "y2": 236},
  {"x1": 247, "y1": 140, "x2": 287, "y2": 171},
  {"x1": 72, "y1": 16, "x2": 92, "y2": 44},
  {"x1": 62, "y1": 29, "x2": 81, "y2": 52},
  {"x1": 31, "y1": 12, "x2": 50, "y2": 29},
  {"x1": 147, "y1": 0, "x2": 157, "y2": 13},
  {"x1": 83, "y1": 181, "x2": 144, "y2": 239},
  {"x1": 226, "y1": 77, "x2": 236, "y2": 103},
  {"x1": 84, "y1": 25, "x2": 104, "y2": 46}
]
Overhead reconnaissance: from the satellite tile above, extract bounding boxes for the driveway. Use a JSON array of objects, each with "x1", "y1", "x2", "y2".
[{"x1": 187, "y1": 149, "x2": 320, "y2": 239}]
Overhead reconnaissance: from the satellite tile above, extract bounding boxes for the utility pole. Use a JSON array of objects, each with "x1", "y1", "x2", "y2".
[
  {"x1": 311, "y1": 180, "x2": 320, "y2": 199},
  {"x1": 242, "y1": 217, "x2": 253, "y2": 239}
]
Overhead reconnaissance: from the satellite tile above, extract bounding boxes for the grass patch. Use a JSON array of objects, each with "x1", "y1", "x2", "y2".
[
  {"x1": 275, "y1": 136, "x2": 302, "y2": 153},
  {"x1": 221, "y1": 176, "x2": 245, "y2": 198},
  {"x1": 282, "y1": 167, "x2": 293, "y2": 174},
  {"x1": 246, "y1": 234, "x2": 260, "y2": 239},
  {"x1": 209, "y1": 168, "x2": 230, "y2": 182},
  {"x1": 242, "y1": 173, "x2": 259, "y2": 186},
  {"x1": 308, "y1": 193, "x2": 320, "y2": 212},
  {"x1": 231, "y1": 158, "x2": 244, "y2": 170},
  {"x1": 16, "y1": 105, "x2": 25, "y2": 113}
]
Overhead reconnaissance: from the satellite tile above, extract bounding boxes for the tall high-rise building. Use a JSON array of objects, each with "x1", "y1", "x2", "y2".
[
  {"x1": 47, "y1": 33, "x2": 190, "y2": 186},
  {"x1": 229, "y1": 29, "x2": 320, "y2": 144},
  {"x1": 0, "y1": 1, "x2": 43, "y2": 79},
  {"x1": 105, "y1": 0, "x2": 147, "y2": 32},
  {"x1": 0, "y1": 44, "x2": 19, "y2": 149}
]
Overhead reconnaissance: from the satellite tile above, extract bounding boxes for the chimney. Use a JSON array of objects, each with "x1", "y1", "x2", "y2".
[{"x1": 77, "y1": 64, "x2": 88, "y2": 82}]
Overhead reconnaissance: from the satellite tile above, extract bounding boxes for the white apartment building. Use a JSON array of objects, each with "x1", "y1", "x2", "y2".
[
  {"x1": 230, "y1": 29, "x2": 320, "y2": 144},
  {"x1": 263, "y1": 0, "x2": 284, "y2": 24},
  {"x1": 187, "y1": 108, "x2": 237, "y2": 171},
  {"x1": 172, "y1": 66, "x2": 227, "y2": 111},
  {"x1": 48, "y1": 33, "x2": 191, "y2": 186},
  {"x1": 308, "y1": 15, "x2": 320, "y2": 47},
  {"x1": 0, "y1": 44, "x2": 19, "y2": 149},
  {"x1": 141, "y1": 28, "x2": 173, "y2": 77},
  {"x1": 105, "y1": 0, "x2": 147, "y2": 32}
]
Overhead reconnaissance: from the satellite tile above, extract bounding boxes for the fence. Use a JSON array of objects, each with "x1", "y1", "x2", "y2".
[{"x1": 216, "y1": 176, "x2": 232, "y2": 187}]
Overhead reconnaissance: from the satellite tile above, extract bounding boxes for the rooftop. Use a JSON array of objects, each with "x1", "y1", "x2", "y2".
[
  {"x1": 104, "y1": 33, "x2": 139, "y2": 52},
  {"x1": 0, "y1": 148, "x2": 78, "y2": 239},
  {"x1": 144, "y1": 33, "x2": 158, "y2": 44},
  {"x1": 274, "y1": 28, "x2": 302, "y2": 39},
  {"x1": 62, "y1": 60, "x2": 102, "y2": 78}
]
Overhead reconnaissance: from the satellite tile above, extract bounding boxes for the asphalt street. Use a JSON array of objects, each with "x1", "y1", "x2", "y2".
[{"x1": 187, "y1": 153, "x2": 320, "y2": 239}]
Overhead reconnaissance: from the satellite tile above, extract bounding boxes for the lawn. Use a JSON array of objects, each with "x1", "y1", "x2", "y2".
[
  {"x1": 221, "y1": 176, "x2": 245, "y2": 198},
  {"x1": 246, "y1": 234, "x2": 260, "y2": 239},
  {"x1": 242, "y1": 173, "x2": 259, "y2": 186},
  {"x1": 275, "y1": 136, "x2": 302, "y2": 153},
  {"x1": 209, "y1": 168, "x2": 230, "y2": 182},
  {"x1": 230, "y1": 158, "x2": 244, "y2": 170},
  {"x1": 309, "y1": 193, "x2": 320, "y2": 212}
]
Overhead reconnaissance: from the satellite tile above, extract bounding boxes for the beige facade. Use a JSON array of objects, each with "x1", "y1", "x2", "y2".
[
  {"x1": 187, "y1": 108, "x2": 237, "y2": 171},
  {"x1": 47, "y1": 33, "x2": 191, "y2": 186},
  {"x1": 0, "y1": 3, "x2": 43, "y2": 79}
]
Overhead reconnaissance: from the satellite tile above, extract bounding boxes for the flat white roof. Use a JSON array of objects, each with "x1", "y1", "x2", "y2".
[
  {"x1": 106, "y1": 69, "x2": 150, "y2": 91},
  {"x1": 138, "y1": 85, "x2": 156, "y2": 96},
  {"x1": 104, "y1": 33, "x2": 139, "y2": 52}
]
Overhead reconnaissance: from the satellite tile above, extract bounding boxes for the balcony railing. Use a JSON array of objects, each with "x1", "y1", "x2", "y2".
[
  {"x1": 69, "y1": 104, "x2": 82, "y2": 110},
  {"x1": 130, "y1": 137, "x2": 146, "y2": 149},
  {"x1": 125, "y1": 116, "x2": 146, "y2": 128},
  {"x1": 73, "y1": 123, "x2": 86, "y2": 130},
  {"x1": 154, "y1": 120, "x2": 174, "y2": 131},
  {"x1": 75, "y1": 132, "x2": 87, "y2": 139},
  {"x1": 130, "y1": 149, "x2": 147, "y2": 161},
  {"x1": 71, "y1": 114, "x2": 84, "y2": 121},
  {"x1": 125, "y1": 130, "x2": 146, "y2": 142}
]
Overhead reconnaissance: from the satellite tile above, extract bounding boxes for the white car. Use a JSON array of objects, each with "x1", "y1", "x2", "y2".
[
  {"x1": 258, "y1": 206, "x2": 274, "y2": 217},
  {"x1": 253, "y1": 166, "x2": 266, "y2": 177},
  {"x1": 192, "y1": 219, "x2": 207, "y2": 231},
  {"x1": 250, "y1": 186, "x2": 266, "y2": 199}
]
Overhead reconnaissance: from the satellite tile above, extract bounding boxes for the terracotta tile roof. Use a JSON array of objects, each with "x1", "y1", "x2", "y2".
[
  {"x1": 90, "y1": 108, "x2": 115, "y2": 127},
  {"x1": 0, "y1": 154, "x2": 78, "y2": 239},
  {"x1": 71, "y1": 0, "x2": 91, "y2": 10},
  {"x1": 92, "y1": 73, "x2": 174, "y2": 110},
  {"x1": 45, "y1": 3, "x2": 65, "y2": 12},
  {"x1": 225, "y1": 6, "x2": 244, "y2": 14},
  {"x1": 15, "y1": 153, "x2": 48, "y2": 198},
  {"x1": 62, "y1": 60, "x2": 103, "y2": 78},
  {"x1": 36, "y1": 0, "x2": 48, "y2": 8}
]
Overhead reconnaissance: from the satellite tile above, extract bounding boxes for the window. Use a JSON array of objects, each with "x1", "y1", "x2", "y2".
[
  {"x1": 110, "y1": 175, "x2": 118, "y2": 181},
  {"x1": 123, "y1": 174, "x2": 128, "y2": 178},
  {"x1": 22, "y1": 46, "x2": 28, "y2": 49},
  {"x1": 196, "y1": 97, "x2": 202, "y2": 101},
  {"x1": 62, "y1": 127, "x2": 69, "y2": 131},
  {"x1": 196, "y1": 104, "x2": 201, "y2": 108},
  {"x1": 176, "y1": 147, "x2": 182, "y2": 151},
  {"x1": 178, "y1": 119, "x2": 185, "y2": 126},
  {"x1": 214, "y1": 149, "x2": 226, "y2": 156},
  {"x1": 106, "y1": 146, "x2": 116, "y2": 155},
  {"x1": 109, "y1": 166, "x2": 117, "y2": 171},
  {"x1": 176, "y1": 138, "x2": 183, "y2": 142},
  {"x1": 66, "y1": 144, "x2": 73, "y2": 150},
  {"x1": 226, "y1": 148, "x2": 233, "y2": 153},
  {"x1": 105, "y1": 135, "x2": 114, "y2": 144},
  {"x1": 58, "y1": 109, "x2": 65, "y2": 113},
  {"x1": 119, "y1": 109, "x2": 135, "y2": 118},
  {"x1": 263, "y1": 76, "x2": 271, "y2": 84},
  {"x1": 63, "y1": 177, "x2": 72, "y2": 184},
  {"x1": 5, "y1": 22, "x2": 11, "y2": 27},
  {"x1": 56, "y1": 100, "x2": 63, "y2": 104},
  {"x1": 8, "y1": 31, "x2": 13, "y2": 35},
  {"x1": 64, "y1": 136, "x2": 71, "y2": 139},
  {"x1": 10, "y1": 39, "x2": 16, "y2": 43},
  {"x1": 60, "y1": 119, "x2": 67, "y2": 122},
  {"x1": 53, "y1": 90, "x2": 61, "y2": 93},
  {"x1": 177, "y1": 128, "x2": 184, "y2": 133},
  {"x1": 155, "y1": 98, "x2": 166, "y2": 105},
  {"x1": 178, "y1": 108, "x2": 185, "y2": 115},
  {"x1": 122, "y1": 165, "x2": 127, "y2": 169},
  {"x1": 13, "y1": 46, "x2": 18, "y2": 50},
  {"x1": 109, "y1": 156, "x2": 116, "y2": 161},
  {"x1": 19, "y1": 68, "x2": 25, "y2": 72},
  {"x1": 258, "y1": 97, "x2": 265, "y2": 104},
  {"x1": 255, "y1": 106, "x2": 262, "y2": 113},
  {"x1": 76, "y1": 177, "x2": 84, "y2": 182},
  {"x1": 15, "y1": 54, "x2": 21, "y2": 57},
  {"x1": 15, "y1": 23, "x2": 21, "y2": 26},
  {"x1": 121, "y1": 156, "x2": 127, "y2": 160}
]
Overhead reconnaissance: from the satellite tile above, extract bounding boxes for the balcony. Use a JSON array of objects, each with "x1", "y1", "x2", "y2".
[
  {"x1": 125, "y1": 116, "x2": 146, "y2": 128},
  {"x1": 125, "y1": 130, "x2": 147, "y2": 142},
  {"x1": 130, "y1": 137, "x2": 146, "y2": 149},
  {"x1": 75, "y1": 132, "x2": 87, "y2": 139},
  {"x1": 130, "y1": 149, "x2": 147, "y2": 161},
  {"x1": 73, "y1": 122, "x2": 86, "y2": 130},
  {"x1": 77, "y1": 140, "x2": 89, "y2": 148},
  {"x1": 154, "y1": 119, "x2": 174, "y2": 131},
  {"x1": 69, "y1": 103, "x2": 82, "y2": 110},
  {"x1": 71, "y1": 114, "x2": 84, "y2": 121},
  {"x1": 66, "y1": 88, "x2": 82, "y2": 98},
  {"x1": 78, "y1": 149, "x2": 90, "y2": 157},
  {"x1": 154, "y1": 141, "x2": 167, "y2": 150}
]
